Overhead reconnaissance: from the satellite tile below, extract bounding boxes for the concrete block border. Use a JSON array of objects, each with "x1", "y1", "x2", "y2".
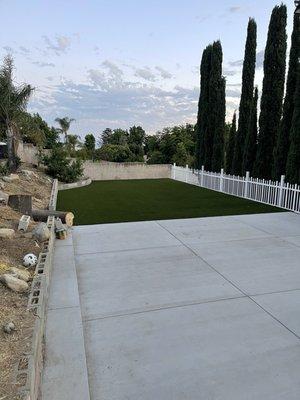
[
  {"x1": 15, "y1": 184, "x2": 57, "y2": 399},
  {"x1": 48, "y1": 179, "x2": 58, "y2": 211},
  {"x1": 58, "y1": 177, "x2": 92, "y2": 191}
]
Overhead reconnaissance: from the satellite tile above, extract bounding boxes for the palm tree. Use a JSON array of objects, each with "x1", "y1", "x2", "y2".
[
  {"x1": 0, "y1": 56, "x2": 33, "y2": 171},
  {"x1": 66, "y1": 134, "x2": 80, "y2": 152},
  {"x1": 55, "y1": 116, "x2": 75, "y2": 143}
]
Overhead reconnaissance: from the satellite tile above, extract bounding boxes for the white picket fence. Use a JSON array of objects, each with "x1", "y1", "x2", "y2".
[{"x1": 171, "y1": 164, "x2": 300, "y2": 213}]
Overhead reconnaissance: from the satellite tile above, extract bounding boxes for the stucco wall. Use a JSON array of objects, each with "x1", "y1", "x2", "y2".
[
  {"x1": 83, "y1": 161, "x2": 171, "y2": 181},
  {"x1": 17, "y1": 141, "x2": 50, "y2": 165}
]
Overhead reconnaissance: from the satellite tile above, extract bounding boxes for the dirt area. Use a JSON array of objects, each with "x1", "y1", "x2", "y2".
[{"x1": 0, "y1": 165, "x2": 52, "y2": 400}]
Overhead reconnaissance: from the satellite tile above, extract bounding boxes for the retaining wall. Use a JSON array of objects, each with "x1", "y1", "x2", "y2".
[
  {"x1": 16, "y1": 180, "x2": 58, "y2": 400},
  {"x1": 83, "y1": 161, "x2": 171, "y2": 181},
  {"x1": 17, "y1": 142, "x2": 50, "y2": 166}
]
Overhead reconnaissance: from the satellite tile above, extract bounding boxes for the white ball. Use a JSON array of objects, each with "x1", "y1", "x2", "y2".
[{"x1": 23, "y1": 253, "x2": 37, "y2": 268}]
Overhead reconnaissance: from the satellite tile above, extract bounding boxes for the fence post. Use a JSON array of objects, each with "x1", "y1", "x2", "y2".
[
  {"x1": 201, "y1": 165, "x2": 204, "y2": 187},
  {"x1": 173, "y1": 163, "x2": 176, "y2": 180},
  {"x1": 220, "y1": 168, "x2": 224, "y2": 192},
  {"x1": 185, "y1": 164, "x2": 189, "y2": 183},
  {"x1": 278, "y1": 175, "x2": 285, "y2": 207},
  {"x1": 244, "y1": 171, "x2": 250, "y2": 198}
]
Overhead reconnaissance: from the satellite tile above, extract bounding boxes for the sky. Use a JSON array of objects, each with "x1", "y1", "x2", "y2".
[{"x1": 0, "y1": 0, "x2": 295, "y2": 141}]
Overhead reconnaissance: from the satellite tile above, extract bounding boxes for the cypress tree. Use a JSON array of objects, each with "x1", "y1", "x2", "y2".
[
  {"x1": 254, "y1": 4, "x2": 287, "y2": 179},
  {"x1": 286, "y1": 66, "x2": 300, "y2": 184},
  {"x1": 226, "y1": 111, "x2": 237, "y2": 174},
  {"x1": 195, "y1": 45, "x2": 212, "y2": 169},
  {"x1": 232, "y1": 18, "x2": 257, "y2": 176},
  {"x1": 243, "y1": 87, "x2": 258, "y2": 174},
  {"x1": 208, "y1": 41, "x2": 225, "y2": 171},
  {"x1": 273, "y1": 14, "x2": 300, "y2": 180},
  {"x1": 211, "y1": 76, "x2": 226, "y2": 171}
]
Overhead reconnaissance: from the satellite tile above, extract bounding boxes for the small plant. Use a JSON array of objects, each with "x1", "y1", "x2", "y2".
[
  {"x1": 43, "y1": 146, "x2": 83, "y2": 183},
  {"x1": 0, "y1": 163, "x2": 8, "y2": 176}
]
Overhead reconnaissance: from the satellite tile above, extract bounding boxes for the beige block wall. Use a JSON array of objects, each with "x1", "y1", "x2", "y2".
[
  {"x1": 17, "y1": 141, "x2": 50, "y2": 165},
  {"x1": 83, "y1": 161, "x2": 171, "y2": 181}
]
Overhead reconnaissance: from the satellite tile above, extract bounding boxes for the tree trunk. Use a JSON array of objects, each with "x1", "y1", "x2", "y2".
[
  {"x1": 32, "y1": 209, "x2": 74, "y2": 226},
  {"x1": 8, "y1": 195, "x2": 32, "y2": 215},
  {"x1": 6, "y1": 126, "x2": 16, "y2": 172}
]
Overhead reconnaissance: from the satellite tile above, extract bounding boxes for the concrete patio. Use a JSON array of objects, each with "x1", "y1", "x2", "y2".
[{"x1": 42, "y1": 212, "x2": 300, "y2": 400}]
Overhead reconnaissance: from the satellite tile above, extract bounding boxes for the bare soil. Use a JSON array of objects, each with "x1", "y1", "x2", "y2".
[{"x1": 0, "y1": 165, "x2": 51, "y2": 400}]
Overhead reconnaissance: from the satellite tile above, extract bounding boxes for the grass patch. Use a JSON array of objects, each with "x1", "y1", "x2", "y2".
[{"x1": 57, "y1": 179, "x2": 283, "y2": 225}]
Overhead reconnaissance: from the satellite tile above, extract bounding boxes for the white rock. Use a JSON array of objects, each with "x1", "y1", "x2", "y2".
[
  {"x1": 0, "y1": 274, "x2": 29, "y2": 292},
  {"x1": 0, "y1": 190, "x2": 8, "y2": 204},
  {"x1": 2, "y1": 174, "x2": 20, "y2": 183},
  {"x1": 9, "y1": 267, "x2": 31, "y2": 282},
  {"x1": 3, "y1": 322, "x2": 16, "y2": 334},
  {"x1": 0, "y1": 228, "x2": 15, "y2": 239},
  {"x1": 32, "y1": 222, "x2": 50, "y2": 242}
]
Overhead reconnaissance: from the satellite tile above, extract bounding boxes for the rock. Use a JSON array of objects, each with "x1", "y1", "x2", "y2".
[
  {"x1": 0, "y1": 181, "x2": 5, "y2": 190},
  {"x1": 0, "y1": 190, "x2": 8, "y2": 204},
  {"x1": 32, "y1": 222, "x2": 50, "y2": 242},
  {"x1": 2, "y1": 174, "x2": 20, "y2": 183},
  {"x1": 0, "y1": 274, "x2": 29, "y2": 292},
  {"x1": 0, "y1": 228, "x2": 15, "y2": 239},
  {"x1": 3, "y1": 322, "x2": 16, "y2": 334},
  {"x1": 21, "y1": 169, "x2": 38, "y2": 179},
  {"x1": 9, "y1": 267, "x2": 31, "y2": 282},
  {"x1": 22, "y1": 232, "x2": 33, "y2": 239}
]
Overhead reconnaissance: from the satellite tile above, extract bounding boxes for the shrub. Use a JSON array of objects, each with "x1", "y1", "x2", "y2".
[
  {"x1": 43, "y1": 147, "x2": 83, "y2": 183},
  {"x1": 0, "y1": 163, "x2": 8, "y2": 176}
]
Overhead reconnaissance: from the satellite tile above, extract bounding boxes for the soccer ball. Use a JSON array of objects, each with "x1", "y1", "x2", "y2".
[{"x1": 23, "y1": 253, "x2": 37, "y2": 268}]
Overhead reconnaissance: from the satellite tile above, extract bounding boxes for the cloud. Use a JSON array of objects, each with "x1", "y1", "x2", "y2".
[
  {"x1": 226, "y1": 88, "x2": 241, "y2": 98},
  {"x1": 256, "y1": 50, "x2": 264, "y2": 69},
  {"x1": 2, "y1": 46, "x2": 15, "y2": 54},
  {"x1": 155, "y1": 66, "x2": 172, "y2": 79},
  {"x1": 134, "y1": 67, "x2": 157, "y2": 82},
  {"x1": 228, "y1": 6, "x2": 242, "y2": 13},
  {"x1": 19, "y1": 46, "x2": 31, "y2": 55},
  {"x1": 223, "y1": 67, "x2": 240, "y2": 77},
  {"x1": 29, "y1": 74, "x2": 199, "y2": 134},
  {"x1": 42, "y1": 35, "x2": 72, "y2": 55},
  {"x1": 32, "y1": 61, "x2": 55, "y2": 68}
]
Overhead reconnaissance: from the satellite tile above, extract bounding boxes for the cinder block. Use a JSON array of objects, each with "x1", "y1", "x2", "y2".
[{"x1": 18, "y1": 215, "x2": 31, "y2": 232}]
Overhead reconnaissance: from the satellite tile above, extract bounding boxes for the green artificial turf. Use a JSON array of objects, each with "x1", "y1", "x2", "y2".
[{"x1": 57, "y1": 179, "x2": 283, "y2": 225}]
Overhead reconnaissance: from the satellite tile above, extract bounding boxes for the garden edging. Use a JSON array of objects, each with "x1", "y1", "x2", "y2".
[
  {"x1": 15, "y1": 179, "x2": 58, "y2": 400},
  {"x1": 58, "y1": 177, "x2": 91, "y2": 191}
]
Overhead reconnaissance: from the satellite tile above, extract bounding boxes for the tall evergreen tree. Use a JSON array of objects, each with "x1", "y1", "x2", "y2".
[
  {"x1": 195, "y1": 45, "x2": 212, "y2": 169},
  {"x1": 232, "y1": 18, "x2": 257, "y2": 176},
  {"x1": 254, "y1": 4, "x2": 287, "y2": 179},
  {"x1": 211, "y1": 76, "x2": 226, "y2": 171},
  {"x1": 208, "y1": 41, "x2": 225, "y2": 171},
  {"x1": 273, "y1": 14, "x2": 300, "y2": 180},
  {"x1": 286, "y1": 66, "x2": 300, "y2": 184},
  {"x1": 243, "y1": 87, "x2": 258, "y2": 174},
  {"x1": 226, "y1": 111, "x2": 237, "y2": 174}
]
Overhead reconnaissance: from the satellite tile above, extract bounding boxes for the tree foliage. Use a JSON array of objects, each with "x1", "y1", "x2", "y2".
[
  {"x1": 286, "y1": 66, "x2": 300, "y2": 184},
  {"x1": 43, "y1": 146, "x2": 83, "y2": 183},
  {"x1": 0, "y1": 56, "x2": 33, "y2": 171},
  {"x1": 243, "y1": 87, "x2": 258, "y2": 175},
  {"x1": 254, "y1": 4, "x2": 287, "y2": 179},
  {"x1": 195, "y1": 41, "x2": 225, "y2": 172},
  {"x1": 232, "y1": 18, "x2": 257, "y2": 175},
  {"x1": 273, "y1": 14, "x2": 300, "y2": 180},
  {"x1": 55, "y1": 116, "x2": 75, "y2": 143},
  {"x1": 195, "y1": 45, "x2": 212, "y2": 169},
  {"x1": 226, "y1": 112, "x2": 237, "y2": 174}
]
